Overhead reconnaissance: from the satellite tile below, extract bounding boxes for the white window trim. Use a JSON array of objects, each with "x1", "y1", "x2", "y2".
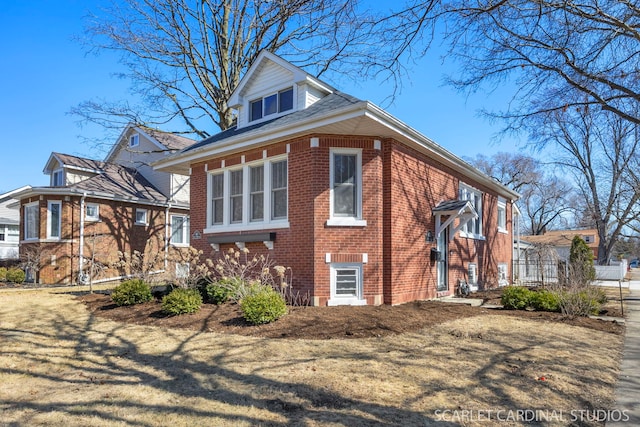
[
  {"x1": 24, "y1": 202, "x2": 39, "y2": 241},
  {"x1": 328, "y1": 263, "x2": 366, "y2": 306},
  {"x1": 497, "y1": 197, "x2": 507, "y2": 234},
  {"x1": 327, "y1": 148, "x2": 367, "y2": 227},
  {"x1": 248, "y1": 86, "x2": 296, "y2": 125},
  {"x1": 52, "y1": 169, "x2": 64, "y2": 187},
  {"x1": 135, "y1": 208, "x2": 148, "y2": 225},
  {"x1": 46, "y1": 200, "x2": 62, "y2": 240},
  {"x1": 459, "y1": 183, "x2": 483, "y2": 239},
  {"x1": 170, "y1": 214, "x2": 190, "y2": 247},
  {"x1": 205, "y1": 155, "x2": 289, "y2": 234},
  {"x1": 85, "y1": 203, "x2": 100, "y2": 222},
  {"x1": 129, "y1": 134, "x2": 139, "y2": 147}
]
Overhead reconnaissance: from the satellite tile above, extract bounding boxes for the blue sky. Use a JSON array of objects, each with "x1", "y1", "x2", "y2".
[{"x1": 0, "y1": 1, "x2": 524, "y2": 194}]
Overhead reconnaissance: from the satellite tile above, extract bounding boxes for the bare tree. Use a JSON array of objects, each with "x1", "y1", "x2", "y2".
[
  {"x1": 468, "y1": 152, "x2": 577, "y2": 234},
  {"x1": 530, "y1": 106, "x2": 640, "y2": 264},
  {"x1": 374, "y1": 0, "x2": 640, "y2": 127},
  {"x1": 74, "y1": 0, "x2": 377, "y2": 141}
]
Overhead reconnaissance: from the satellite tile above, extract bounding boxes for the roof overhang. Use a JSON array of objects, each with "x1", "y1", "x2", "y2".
[
  {"x1": 153, "y1": 102, "x2": 520, "y2": 201},
  {"x1": 8, "y1": 187, "x2": 187, "y2": 210}
]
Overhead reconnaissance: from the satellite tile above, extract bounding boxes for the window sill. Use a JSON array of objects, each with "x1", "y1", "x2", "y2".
[
  {"x1": 204, "y1": 221, "x2": 289, "y2": 234},
  {"x1": 328, "y1": 297, "x2": 367, "y2": 306},
  {"x1": 135, "y1": 222, "x2": 148, "y2": 226},
  {"x1": 170, "y1": 243, "x2": 190, "y2": 248},
  {"x1": 498, "y1": 228, "x2": 508, "y2": 234},
  {"x1": 458, "y1": 232, "x2": 485, "y2": 241},
  {"x1": 326, "y1": 218, "x2": 367, "y2": 227}
]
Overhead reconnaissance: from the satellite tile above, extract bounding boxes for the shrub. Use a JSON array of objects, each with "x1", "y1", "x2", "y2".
[
  {"x1": 529, "y1": 289, "x2": 560, "y2": 312},
  {"x1": 6, "y1": 268, "x2": 26, "y2": 284},
  {"x1": 558, "y1": 289, "x2": 604, "y2": 317},
  {"x1": 203, "y1": 279, "x2": 237, "y2": 305},
  {"x1": 162, "y1": 288, "x2": 202, "y2": 315},
  {"x1": 0, "y1": 267, "x2": 7, "y2": 281},
  {"x1": 111, "y1": 279, "x2": 153, "y2": 306},
  {"x1": 240, "y1": 285, "x2": 287, "y2": 325},
  {"x1": 501, "y1": 286, "x2": 532, "y2": 310}
]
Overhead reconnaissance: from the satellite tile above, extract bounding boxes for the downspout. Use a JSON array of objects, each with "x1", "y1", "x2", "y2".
[
  {"x1": 164, "y1": 202, "x2": 171, "y2": 270},
  {"x1": 78, "y1": 193, "x2": 86, "y2": 284}
]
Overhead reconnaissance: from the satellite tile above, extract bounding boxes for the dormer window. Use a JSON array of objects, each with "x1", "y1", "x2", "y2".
[
  {"x1": 129, "y1": 134, "x2": 139, "y2": 147},
  {"x1": 249, "y1": 87, "x2": 293, "y2": 122},
  {"x1": 52, "y1": 170, "x2": 64, "y2": 187}
]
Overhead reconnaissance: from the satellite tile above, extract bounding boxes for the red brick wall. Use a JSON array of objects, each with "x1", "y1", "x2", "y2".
[
  {"x1": 187, "y1": 134, "x2": 513, "y2": 306},
  {"x1": 19, "y1": 195, "x2": 183, "y2": 285},
  {"x1": 385, "y1": 141, "x2": 513, "y2": 304}
]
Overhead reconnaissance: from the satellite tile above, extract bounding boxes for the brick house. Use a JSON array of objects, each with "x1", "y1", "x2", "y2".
[
  {"x1": 14, "y1": 125, "x2": 195, "y2": 285},
  {"x1": 154, "y1": 51, "x2": 519, "y2": 306}
]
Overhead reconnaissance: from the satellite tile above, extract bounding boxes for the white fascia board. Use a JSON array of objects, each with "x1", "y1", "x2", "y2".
[
  {"x1": 152, "y1": 102, "x2": 370, "y2": 172},
  {"x1": 0, "y1": 185, "x2": 31, "y2": 199},
  {"x1": 12, "y1": 187, "x2": 181, "y2": 209},
  {"x1": 134, "y1": 126, "x2": 171, "y2": 151},
  {"x1": 154, "y1": 100, "x2": 519, "y2": 201},
  {"x1": 365, "y1": 104, "x2": 521, "y2": 201},
  {"x1": 42, "y1": 153, "x2": 63, "y2": 174},
  {"x1": 104, "y1": 123, "x2": 135, "y2": 162}
]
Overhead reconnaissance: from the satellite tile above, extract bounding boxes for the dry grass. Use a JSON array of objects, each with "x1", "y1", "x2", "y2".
[{"x1": 0, "y1": 289, "x2": 623, "y2": 426}]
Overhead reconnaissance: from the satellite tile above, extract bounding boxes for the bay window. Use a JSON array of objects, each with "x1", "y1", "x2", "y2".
[
  {"x1": 47, "y1": 201, "x2": 61, "y2": 239},
  {"x1": 207, "y1": 156, "x2": 288, "y2": 231},
  {"x1": 24, "y1": 202, "x2": 39, "y2": 240}
]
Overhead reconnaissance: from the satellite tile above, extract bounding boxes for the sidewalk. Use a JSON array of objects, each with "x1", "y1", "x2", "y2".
[{"x1": 608, "y1": 279, "x2": 640, "y2": 426}]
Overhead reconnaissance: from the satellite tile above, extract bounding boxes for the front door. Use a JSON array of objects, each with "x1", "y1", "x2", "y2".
[{"x1": 436, "y1": 228, "x2": 448, "y2": 291}]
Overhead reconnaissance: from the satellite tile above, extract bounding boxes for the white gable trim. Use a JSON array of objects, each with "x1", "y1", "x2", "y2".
[
  {"x1": 104, "y1": 124, "x2": 168, "y2": 162},
  {"x1": 228, "y1": 50, "x2": 333, "y2": 108}
]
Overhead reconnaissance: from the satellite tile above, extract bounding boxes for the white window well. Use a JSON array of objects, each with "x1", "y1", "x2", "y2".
[
  {"x1": 85, "y1": 203, "x2": 100, "y2": 221},
  {"x1": 459, "y1": 183, "x2": 483, "y2": 238},
  {"x1": 328, "y1": 263, "x2": 366, "y2": 306},
  {"x1": 135, "y1": 208, "x2": 148, "y2": 225},
  {"x1": 327, "y1": 148, "x2": 366, "y2": 227},
  {"x1": 206, "y1": 156, "x2": 289, "y2": 233}
]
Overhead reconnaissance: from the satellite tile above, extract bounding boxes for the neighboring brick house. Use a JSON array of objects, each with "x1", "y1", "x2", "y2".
[
  {"x1": 154, "y1": 51, "x2": 519, "y2": 306},
  {"x1": 14, "y1": 126, "x2": 195, "y2": 285}
]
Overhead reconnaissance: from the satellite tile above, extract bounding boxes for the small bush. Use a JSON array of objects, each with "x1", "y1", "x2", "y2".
[
  {"x1": 162, "y1": 288, "x2": 202, "y2": 315},
  {"x1": 111, "y1": 279, "x2": 153, "y2": 306},
  {"x1": 0, "y1": 267, "x2": 7, "y2": 281},
  {"x1": 204, "y1": 281, "x2": 235, "y2": 305},
  {"x1": 501, "y1": 286, "x2": 532, "y2": 310},
  {"x1": 6, "y1": 268, "x2": 26, "y2": 284},
  {"x1": 529, "y1": 289, "x2": 560, "y2": 312},
  {"x1": 240, "y1": 285, "x2": 287, "y2": 325}
]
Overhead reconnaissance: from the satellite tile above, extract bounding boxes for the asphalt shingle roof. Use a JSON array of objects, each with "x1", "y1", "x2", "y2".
[
  {"x1": 52, "y1": 154, "x2": 167, "y2": 201},
  {"x1": 184, "y1": 91, "x2": 362, "y2": 153}
]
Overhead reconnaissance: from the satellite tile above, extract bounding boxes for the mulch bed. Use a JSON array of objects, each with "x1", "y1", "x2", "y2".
[{"x1": 78, "y1": 290, "x2": 624, "y2": 340}]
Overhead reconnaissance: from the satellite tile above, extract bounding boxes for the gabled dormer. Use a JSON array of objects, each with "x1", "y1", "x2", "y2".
[
  {"x1": 228, "y1": 50, "x2": 335, "y2": 129},
  {"x1": 43, "y1": 153, "x2": 103, "y2": 187}
]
